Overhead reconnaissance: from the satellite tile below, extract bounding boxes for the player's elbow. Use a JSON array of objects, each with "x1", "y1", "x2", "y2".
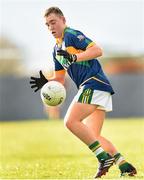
[
  {"x1": 56, "y1": 77, "x2": 65, "y2": 85},
  {"x1": 90, "y1": 45, "x2": 103, "y2": 58},
  {"x1": 95, "y1": 47, "x2": 103, "y2": 57}
]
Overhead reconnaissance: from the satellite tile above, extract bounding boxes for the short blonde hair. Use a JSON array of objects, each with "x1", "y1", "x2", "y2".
[{"x1": 44, "y1": 7, "x2": 64, "y2": 17}]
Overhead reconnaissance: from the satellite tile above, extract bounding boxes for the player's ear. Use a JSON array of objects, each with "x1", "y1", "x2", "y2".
[{"x1": 62, "y1": 16, "x2": 66, "y2": 24}]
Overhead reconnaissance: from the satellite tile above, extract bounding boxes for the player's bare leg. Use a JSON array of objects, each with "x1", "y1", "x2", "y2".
[
  {"x1": 64, "y1": 102, "x2": 98, "y2": 145},
  {"x1": 84, "y1": 109, "x2": 137, "y2": 177},
  {"x1": 84, "y1": 109, "x2": 118, "y2": 156},
  {"x1": 64, "y1": 102, "x2": 114, "y2": 178}
]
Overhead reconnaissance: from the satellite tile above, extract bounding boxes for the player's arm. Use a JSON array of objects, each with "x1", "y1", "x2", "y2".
[
  {"x1": 30, "y1": 48, "x2": 66, "y2": 92},
  {"x1": 75, "y1": 44, "x2": 103, "y2": 61},
  {"x1": 53, "y1": 70, "x2": 66, "y2": 85},
  {"x1": 57, "y1": 31, "x2": 103, "y2": 63},
  {"x1": 57, "y1": 44, "x2": 102, "y2": 64},
  {"x1": 52, "y1": 50, "x2": 66, "y2": 85}
]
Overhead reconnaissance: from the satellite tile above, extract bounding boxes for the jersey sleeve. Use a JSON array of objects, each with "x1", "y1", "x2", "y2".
[
  {"x1": 70, "y1": 31, "x2": 95, "y2": 50},
  {"x1": 53, "y1": 51, "x2": 65, "y2": 71}
]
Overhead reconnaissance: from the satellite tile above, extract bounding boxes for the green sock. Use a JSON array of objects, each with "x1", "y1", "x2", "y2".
[
  {"x1": 119, "y1": 162, "x2": 130, "y2": 171},
  {"x1": 89, "y1": 141, "x2": 109, "y2": 162}
]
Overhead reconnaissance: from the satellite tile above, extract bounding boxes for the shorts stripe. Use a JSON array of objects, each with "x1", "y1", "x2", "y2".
[
  {"x1": 78, "y1": 88, "x2": 93, "y2": 103},
  {"x1": 88, "y1": 89, "x2": 93, "y2": 103}
]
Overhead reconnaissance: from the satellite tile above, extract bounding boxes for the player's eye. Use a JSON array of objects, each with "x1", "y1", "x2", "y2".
[
  {"x1": 51, "y1": 20, "x2": 56, "y2": 25},
  {"x1": 45, "y1": 23, "x2": 49, "y2": 27}
]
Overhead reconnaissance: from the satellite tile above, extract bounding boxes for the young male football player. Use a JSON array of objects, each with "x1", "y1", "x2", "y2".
[{"x1": 30, "y1": 7, "x2": 137, "y2": 178}]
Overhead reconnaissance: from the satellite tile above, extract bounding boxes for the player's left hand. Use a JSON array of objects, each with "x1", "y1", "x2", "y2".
[
  {"x1": 57, "y1": 50, "x2": 77, "y2": 64},
  {"x1": 29, "y1": 70, "x2": 48, "y2": 92}
]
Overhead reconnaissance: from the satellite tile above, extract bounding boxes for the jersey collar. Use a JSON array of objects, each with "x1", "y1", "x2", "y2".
[{"x1": 56, "y1": 26, "x2": 69, "y2": 45}]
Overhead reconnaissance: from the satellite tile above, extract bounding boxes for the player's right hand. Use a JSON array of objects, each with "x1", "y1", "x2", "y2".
[{"x1": 29, "y1": 70, "x2": 48, "y2": 92}]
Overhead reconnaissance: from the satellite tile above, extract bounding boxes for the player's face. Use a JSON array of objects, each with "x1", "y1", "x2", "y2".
[{"x1": 45, "y1": 13, "x2": 66, "y2": 38}]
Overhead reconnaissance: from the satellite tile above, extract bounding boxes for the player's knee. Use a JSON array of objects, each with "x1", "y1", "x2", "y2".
[{"x1": 64, "y1": 117, "x2": 73, "y2": 130}]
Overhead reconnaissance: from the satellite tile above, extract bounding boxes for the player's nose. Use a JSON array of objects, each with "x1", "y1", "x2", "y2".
[{"x1": 48, "y1": 25, "x2": 53, "y2": 32}]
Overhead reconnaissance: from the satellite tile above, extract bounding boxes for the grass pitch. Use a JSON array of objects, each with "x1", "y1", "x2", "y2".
[{"x1": 0, "y1": 118, "x2": 144, "y2": 179}]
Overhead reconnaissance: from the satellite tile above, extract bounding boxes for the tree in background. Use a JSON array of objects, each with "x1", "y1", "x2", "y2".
[{"x1": 0, "y1": 36, "x2": 24, "y2": 76}]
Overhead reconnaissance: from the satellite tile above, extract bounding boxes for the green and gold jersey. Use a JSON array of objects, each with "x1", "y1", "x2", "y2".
[{"x1": 53, "y1": 27, "x2": 114, "y2": 94}]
